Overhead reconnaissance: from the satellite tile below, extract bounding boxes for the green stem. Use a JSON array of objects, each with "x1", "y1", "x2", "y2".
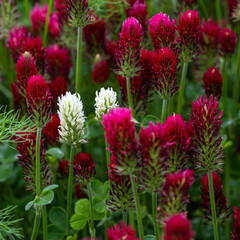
[
  {"x1": 222, "y1": 59, "x2": 228, "y2": 115},
  {"x1": 129, "y1": 211, "x2": 135, "y2": 229},
  {"x1": 215, "y1": 0, "x2": 221, "y2": 23},
  {"x1": 105, "y1": 137, "x2": 110, "y2": 170},
  {"x1": 87, "y1": 183, "x2": 95, "y2": 240},
  {"x1": 42, "y1": 206, "x2": 48, "y2": 240},
  {"x1": 43, "y1": 0, "x2": 54, "y2": 46},
  {"x1": 168, "y1": 98, "x2": 173, "y2": 117},
  {"x1": 161, "y1": 99, "x2": 167, "y2": 123},
  {"x1": 177, "y1": 63, "x2": 188, "y2": 114},
  {"x1": 130, "y1": 175, "x2": 144, "y2": 240},
  {"x1": 31, "y1": 206, "x2": 41, "y2": 240},
  {"x1": 126, "y1": 77, "x2": 134, "y2": 116},
  {"x1": 23, "y1": 0, "x2": 30, "y2": 18},
  {"x1": 208, "y1": 170, "x2": 219, "y2": 240},
  {"x1": 75, "y1": 27, "x2": 83, "y2": 93},
  {"x1": 122, "y1": 210, "x2": 127, "y2": 225},
  {"x1": 36, "y1": 127, "x2": 42, "y2": 196},
  {"x1": 152, "y1": 192, "x2": 160, "y2": 240},
  {"x1": 66, "y1": 145, "x2": 75, "y2": 236}
]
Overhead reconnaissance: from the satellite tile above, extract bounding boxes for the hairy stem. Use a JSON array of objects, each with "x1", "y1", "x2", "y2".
[
  {"x1": 75, "y1": 27, "x2": 83, "y2": 93},
  {"x1": 161, "y1": 99, "x2": 167, "y2": 123},
  {"x1": 152, "y1": 192, "x2": 160, "y2": 240},
  {"x1": 105, "y1": 137, "x2": 110, "y2": 171},
  {"x1": 126, "y1": 77, "x2": 134, "y2": 117},
  {"x1": 122, "y1": 210, "x2": 127, "y2": 225},
  {"x1": 31, "y1": 206, "x2": 41, "y2": 240},
  {"x1": 42, "y1": 205, "x2": 48, "y2": 240},
  {"x1": 43, "y1": 0, "x2": 54, "y2": 46},
  {"x1": 88, "y1": 183, "x2": 96, "y2": 240}
]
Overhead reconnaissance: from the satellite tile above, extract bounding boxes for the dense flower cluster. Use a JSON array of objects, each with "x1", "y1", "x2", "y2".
[
  {"x1": 49, "y1": 76, "x2": 67, "y2": 105},
  {"x1": 163, "y1": 114, "x2": 191, "y2": 172},
  {"x1": 163, "y1": 213, "x2": 194, "y2": 240},
  {"x1": 58, "y1": 159, "x2": 70, "y2": 177},
  {"x1": 73, "y1": 152, "x2": 96, "y2": 183},
  {"x1": 190, "y1": 95, "x2": 223, "y2": 173},
  {"x1": 148, "y1": 13, "x2": 176, "y2": 49},
  {"x1": 26, "y1": 75, "x2": 53, "y2": 126},
  {"x1": 107, "y1": 221, "x2": 139, "y2": 240},
  {"x1": 232, "y1": 206, "x2": 240, "y2": 240},
  {"x1": 152, "y1": 47, "x2": 178, "y2": 99},
  {"x1": 102, "y1": 108, "x2": 139, "y2": 175},
  {"x1": 159, "y1": 169, "x2": 194, "y2": 218},
  {"x1": 203, "y1": 67, "x2": 223, "y2": 99},
  {"x1": 16, "y1": 132, "x2": 52, "y2": 192},
  {"x1": 116, "y1": 17, "x2": 143, "y2": 78},
  {"x1": 201, "y1": 172, "x2": 230, "y2": 222}
]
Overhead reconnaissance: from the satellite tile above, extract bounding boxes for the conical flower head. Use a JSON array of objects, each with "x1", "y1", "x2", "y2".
[
  {"x1": 232, "y1": 206, "x2": 240, "y2": 240},
  {"x1": 16, "y1": 132, "x2": 53, "y2": 192},
  {"x1": 16, "y1": 51, "x2": 38, "y2": 93},
  {"x1": 108, "y1": 156, "x2": 134, "y2": 212},
  {"x1": 152, "y1": 47, "x2": 178, "y2": 99},
  {"x1": 163, "y1": 213, "x2": 194, "y2": 240},
  {"x1": 26, "y1": 75, "x2": 53, "y2": 126},
  {"x1": 102, "y1": 107, "x2": 139, "y2": 175},
  {"x1": 203, "y1": 67, "x2": 223, "y2": 99},
  {"x1": 107, "y1": 221, "x2": 139, "y2": 240},
  {"x1": 67, "y1": 0, "x2": 90, "y2": 28},
  {"x1": 201, "y1": 171, "x2": 230, "y2": 222},
  {"x1": 139, "y1": 122, "x2": 170, "y2": 192},
  {"x1": 148, "y1": 13, "x2": 176, "y2": 49},
  {"x1": 163, "y1": 114, "x2": 191, "y2": 172},
  {"x1": 116, "y1": 17, "x2": 143, "y2": 78},
  {"x1": 73, "y1": 152, "x2": 96, "y2": 183},
  {"x1": 177, "y1": 10, "x2": 200, "y2": 62},
  {"x1": 159, "y1": 169, "x2": 194, "y2": 218},
  {"x1": 57, "y1": 92, "x2": 87, "y2": 146},
  {"x1": 95, "y1": 87, "x2": 118, "y2": 121},
  {"x1": 190, "y1": 95, "x2": 223, "y2": 173}
]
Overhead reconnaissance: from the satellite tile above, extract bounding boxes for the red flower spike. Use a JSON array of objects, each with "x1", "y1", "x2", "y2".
[
  {"x1": 49, "y1": 76, "x2": 67, "y2": 101},
  {"x1": 127, "y1": 1, "x2": 148, "y2": 31},
  {"x1": 203, "y1": 67, "x2": 223, "y2": 99},
  {"x1": 218, "y1": 28, "x2": 237, "y2": 57},
  {"x1": 107, "y1": 221, "x2": 140, "y2": 240},
  {"x1": 42, "y1": 114, "x2": 60, "y2": 146},
  {"x1": 116, "y1": 17, "x2": 143, "y2": 78},
  {"x1": 26, "y1": 75, "x2": 53, "y2": 126},
  {"x1": 177, "y1": 10, "x2": 200, "y2": 62},
  {"x1": 231, "y1": 206, "x2": 240, "y2": 240},
  {"x1": 92, "y1": 54, "x2": 110, "y2": 84},
  {"x1": 16, "y1": 132, "x2": 53, "y2": 192},
  {"x1": 159, "y1": 169, "x2": 194, "y2": 218},
  {"x1": 102, "y1": 108, "x2": 139, "y2": 175},
  {"x1": 163, "y1": 114, "x2": 191, "y2": 172},
  {"x1": 46, "y1": 44, "x2": 72, "y2": 78},
  {"x1": 148, "y1": 13, "x2": 176, "y2": 49},
  {"x1": 73, "y1": 152, "x2": 96, "y2": 183},
  {"x1": 55, "y1": 0, "x2": 68, "y2": 22},
  {"x1": 58, "y1": 159, "x2": 70, "y2": 177},
  {"x1": 190, "y1": 95, "x2": 223, "y2": 173},
  {"x1": 139, "y1": 122, "x2": 170, "y2": 192},
  {"x1": 83, "y1": 16, "x2": 106, "y2": 54},
  {"x1": 152, "y1": 47, "x2": 178, "y2": 99},
  {"x1": 200, "y1": 18, "x2": 221, "y2": 51},
  {"x1": 227, "y1": 0, "x2": 239, "y2": 17},
  {"x1": 108, "y1": 156, "x2": 134, "y2": 211},
  {"x1": 16, "y1": 52, "x2": 38, "y2": 94},
  {"x1": 163, "y1": 213, "x2": 194, "y2": 240},
  {"x1": 201, "y1": 172, "x2": 230, "y2": 222}
]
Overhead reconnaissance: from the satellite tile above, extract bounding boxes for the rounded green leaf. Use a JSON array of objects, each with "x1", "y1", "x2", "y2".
[
  {"x1": 42, "y1": 184, "x2": 59, "y2": 193},
  {"x1": 102, "y1": 180, "x2": 110, "y2": 200},
  {"x1": 25, "y1": 200, "x2": 34, "y2": 211},
  {"x1": 93, "y1": 196, "x2": 105, "y2": 213},
  {"x1": 48, "y1": 224, "x2": 65, "y2": 240},
  {"x1": 93, "y1": 209, "x2": 106, "y2": 220},
  {"x1": 46, "y1": 148, "x2": 64, "y2": 159},
  {"x1": 35, "y1": 190, "x2": 54, "y2": 206},
  {"x1": 70, "y1": 214, "x2": 87, "y2": 230},
  {"x1": 49, "y1": 207, "x2": 67, "y2": 231},
  {"x1": 142, "y1": 115, "x2": 160, "y2": 127},
  {"x1": 74, "y1": 199, "x2": 90, "y2": 219},
  {"x1": 91, "y1": 179, "x2": 103, "y2": 197}
]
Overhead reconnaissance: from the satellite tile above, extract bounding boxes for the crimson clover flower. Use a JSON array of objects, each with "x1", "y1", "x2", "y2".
[
  {"x1": 163, "y1": 213, "x2": 195, "y2": 240},
  {"x1": 42, "y1": 114, "x2": 60, "y2": 146},
  {"x1": 177, "y1": 10, "x2": 200, "y2": 62},
  {"x1": 26, "y1": 75, "x2": 53, "y2": 126},
  {"x1": 16, "y1": 132, "x2": 53, "y2": 192},
  {"x1": 58, "y1": 159, "x2": 70, "y2": 177},
  {"x1": 102, "y1": 108, "x2": 139, "y2": 175},
  {"x1": 190, "y1": 95, "x2": 223, "y2": 173},
  {"x1": 158, "y1": 169, "x2": 194, "y2": 219},
  {"x1": 115, "y1": 17, "x2": 143, "y2": 78},
  {"x1": 203, "y1": 67, "x2": 223, "y2": 99},
  {"x1": 163, "y1": 114, "x2": 191, "y2": 172},
  {"x1": 138, "y1": 122, "x2": 170, "y2": 192},
  {"x1": 232, "y1": 206, "x2": 240, "y2": 240},
  {"x1": 107, "y1": 221, "x2": 139, "y2": 240},
  {"x1": 55, "y1": 0, "x2": 68, "y2": 23},
  {"x1": 152, "y1": 47, "x2": 178, "y2": 99},
  {"x1": 148, "y1": 12, "x2": 176, "y2": 49},
  {"x1": 201, "y1": 171, "x2": 230, "y2": 223},
  {"x1": 107, "y1": 156, "x2": 134, "y2": 212},
  {"x1": 73, "y1": 152, "x2": 96, "y2": 183}
]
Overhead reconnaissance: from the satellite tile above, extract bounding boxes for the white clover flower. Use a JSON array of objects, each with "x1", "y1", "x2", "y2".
[
  {"x1": 95, "y1": 87, "x2": 118, "y2": 121},
  {"x1": 57, "y1": 92, "x2": 87, "y2": 145}
]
